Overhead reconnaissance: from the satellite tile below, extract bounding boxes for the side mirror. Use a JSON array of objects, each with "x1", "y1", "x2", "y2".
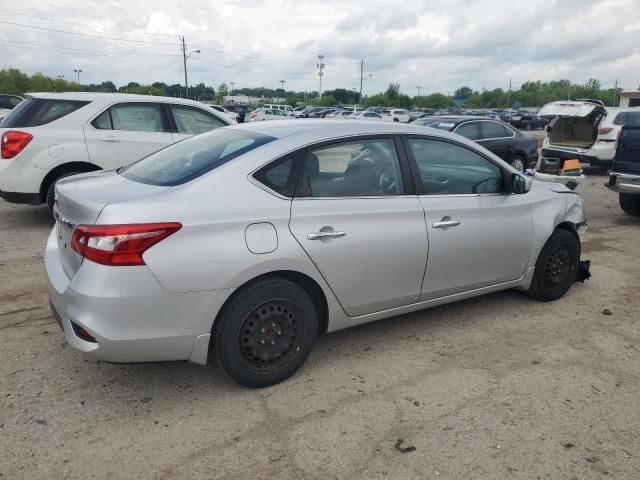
[{"x1": 511, "y1": 173, "x2": 531, "y2": 194}]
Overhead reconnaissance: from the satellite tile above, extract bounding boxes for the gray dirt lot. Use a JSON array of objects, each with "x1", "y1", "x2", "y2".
[{"x1": 1, "y1": 167, "x2": 639, "y2": 479}]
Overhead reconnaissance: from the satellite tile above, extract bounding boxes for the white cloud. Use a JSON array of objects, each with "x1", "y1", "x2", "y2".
[{"x1": 1, "y1": 0, "x2": 638, "y2": 94}]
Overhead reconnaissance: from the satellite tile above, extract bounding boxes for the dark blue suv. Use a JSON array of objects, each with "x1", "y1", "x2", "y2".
[{"x1": 607, "y1": 125, "x2": 640, "y2": 215}]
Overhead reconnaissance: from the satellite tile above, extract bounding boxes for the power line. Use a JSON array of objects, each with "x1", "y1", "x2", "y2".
[
  {"x1": 4, "y1": 39, "x2": 180, "y2": 57},
  {"x1": 0, "y1": 8, "x2": 177, "y2": 37},
  {"x1": 1, "y1": 41, "x2": 180, "y2": 58},
  {"x1": 0, "y1": 20, "x2": 177, "y2": 45}
]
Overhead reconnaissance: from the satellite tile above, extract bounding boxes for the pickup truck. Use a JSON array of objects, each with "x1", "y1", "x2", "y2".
[{"x1": 607, "y1": 125, "x2": 640, "y2": 215}]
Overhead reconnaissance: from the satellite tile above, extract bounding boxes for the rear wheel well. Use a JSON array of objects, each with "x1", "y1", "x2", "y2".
[
  {"x1": 40, "y1": 162, "x2": 101, "y2": 202},
  {"x1": 213, "y1": 271, "x2": 329, "y2": 338}
]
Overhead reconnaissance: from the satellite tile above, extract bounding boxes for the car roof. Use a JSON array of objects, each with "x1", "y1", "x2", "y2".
[
  {"x1": 24, "y1": 92, "x2": 209, "y2": 107},
  {"x1": 226, "y1": 119, "x2": 468, "y2": 141},
  {"x1": 424, "y1": 115, "x2": 498, "y2": 124}
]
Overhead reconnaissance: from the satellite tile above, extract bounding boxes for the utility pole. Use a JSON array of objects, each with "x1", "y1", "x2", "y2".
[
  {"x1": 612, "y1": 78, "x2": 619, "y2": 106},
  {"x1": 317, "y1": 54, "x2": 325, "y2": 98},
  {"x1": 180, "y1": 36, "x2": 200, "y2": 99},
  {"x1": 181, "y1": 36, "x2": 188, "y2": 98},
  {"x1": 506, "y1": 78, "x2": 512, "y2": 108},
  {"x1": 359, "y1": 58, "x2": 364, "y2": 104}
]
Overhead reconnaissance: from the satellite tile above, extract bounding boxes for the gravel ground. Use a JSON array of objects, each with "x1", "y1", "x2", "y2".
[{"x1": 1, "y1": 166, "x2": 639, "y2": 479}]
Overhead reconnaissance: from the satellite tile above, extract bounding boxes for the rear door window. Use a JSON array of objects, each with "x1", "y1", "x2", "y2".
[
  {"x1": 455, "y1": 122, "x2": 481, "y2": 140},
  {"x1": 298, "y1": 138, "x2": 404, "y2": 197},
  {"x1": 1, "y1": 98, "x2": 90, "y2": 127},
  {"x1": 480, "y1": 121, "x2": 512, "y2": 139},
  {"x1": 613, "y1": 112, "x2": 627, "y2": 125},
  {"x1": 110, "y1": 103, "x2": 166, "y2": 132},
  {"x1": 625, "y1": 112, "x2": 640, "y2": 125},
  {"x1": 169, "y1": 105, "x2": 228, "y2": 134}
]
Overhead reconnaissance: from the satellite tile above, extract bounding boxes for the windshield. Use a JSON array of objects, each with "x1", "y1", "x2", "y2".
[{"x1": 120, "y1": 128, "x2": 275, "y2": 186}]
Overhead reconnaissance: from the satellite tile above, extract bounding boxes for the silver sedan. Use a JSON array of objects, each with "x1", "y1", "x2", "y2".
[{"x1": 46, "y1": 120, "x2": 587, "y2": 387}]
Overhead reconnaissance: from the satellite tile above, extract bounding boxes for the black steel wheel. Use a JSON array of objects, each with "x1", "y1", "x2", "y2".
[
  {"x1": 238, "y1": 300, "x2": 299, "y2": 374},
  {"x1": 528, "y1": 229, "x2": 580, "y2": 301},
  {"x1": 213, "y1": 277, "x2": 318, "y2": 388}
]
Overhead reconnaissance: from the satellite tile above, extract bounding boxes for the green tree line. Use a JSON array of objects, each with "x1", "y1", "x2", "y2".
[{"x1": 0, "y1": 68, "x2": 623, "y2": 109}]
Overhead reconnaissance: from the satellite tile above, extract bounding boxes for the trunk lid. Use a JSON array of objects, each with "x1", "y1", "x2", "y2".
[
  {"x1": 540, "y1": 100, "x2": 607, "y2": 151},
  {"x1": 538, "y1": 100, "x2": 606, "y2": 117},
  {"x1": 54, "y1": 170, "x2": 170, "y2": 278}
]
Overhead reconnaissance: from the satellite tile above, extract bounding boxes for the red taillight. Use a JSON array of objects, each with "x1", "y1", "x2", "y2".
[
  {"x1": 598, "y1": 127, "x2": 613, "y2": 135},
  {"x1": 1, "y1": 131, "x2": 33, "y2": 159},
  {"x1": 71, "y1": 223, "x2": 182, "y2": 266}
]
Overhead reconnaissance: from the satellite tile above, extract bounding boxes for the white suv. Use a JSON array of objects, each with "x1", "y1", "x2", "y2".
[
  {"x1": 540, "y1": 100, "x2": 640, "y2": 167},
  {"x1": 0, "y1": 92, "x2": 231, "y2": 214}
]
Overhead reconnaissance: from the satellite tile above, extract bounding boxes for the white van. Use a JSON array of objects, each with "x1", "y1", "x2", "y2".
[
  {"x1": 540, "y1": 99, "x2": 640, "y2": 166},
  {"x1": 263, "y1": 104, "x2": 293, "y2": 115}
]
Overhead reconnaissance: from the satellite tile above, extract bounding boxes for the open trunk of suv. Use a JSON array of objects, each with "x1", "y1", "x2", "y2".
[{"x1": 539, "y1": 100, "x2": 607, "y2": 149}]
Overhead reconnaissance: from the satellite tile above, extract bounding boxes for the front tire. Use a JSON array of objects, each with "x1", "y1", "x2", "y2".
[
  {"x1": 528, "y1": 229, "x2": 580, "y2": 301},
  {"x1": 212, "y1": 277, "x2": 318, "y2": 388},
  {"x1": 510, "y1": 155, "x2": 526, "y2": 172},
  {"x1": 619, "y1": 193, "x2": 640, "y2": 216}
]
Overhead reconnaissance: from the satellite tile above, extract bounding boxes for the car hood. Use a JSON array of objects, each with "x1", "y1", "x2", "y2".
[{"x1": 538, "y1": 101, "x2": 606, "y2": 117}]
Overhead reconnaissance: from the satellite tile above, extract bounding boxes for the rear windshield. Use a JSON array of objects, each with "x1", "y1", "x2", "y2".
[
  {"x1": 1, "y1": 98, "x2": 90, "y2": 127},
  {"x1": 119, "y1": 128, "x2": 275, "y2": 186}
]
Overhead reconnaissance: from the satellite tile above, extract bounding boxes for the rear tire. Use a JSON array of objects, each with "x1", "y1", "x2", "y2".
[
  {"x1": 528, "y1": 229, "x2": 580, "y2": 301},
  {"x1": 46, "y1": 172, "x2": 83, "y2": 217},
  {"x1": 212, "y1": 277, "x2": 318, "y2": 388},
  {"x1": 619, "y1": 193, "x2": 640, "y2": 216}
]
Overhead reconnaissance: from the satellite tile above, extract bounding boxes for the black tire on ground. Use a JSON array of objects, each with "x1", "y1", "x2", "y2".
[
  {"x1": 46, "y1": 172, "x2": 83, "y2": 217},
  {"x1": 393, "y1": 118, "x2": 399, "y2": 122},
  {"x1": 510, "y1": 155, "x2": 526, "y2": 172},
  {"x1": 212, "y1": 277, "x2": 318, "y2": 388},
  {"x1": 619, "y1": 193, "x2": 640, "y2": 216},
  {"x1": 528, "y1": 229, "x2": 580, "y2": 302}
]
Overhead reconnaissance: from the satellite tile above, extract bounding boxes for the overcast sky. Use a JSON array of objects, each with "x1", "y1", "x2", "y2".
[{"x1": 1, "y1": 0, "x2": 639, "y2": 95}]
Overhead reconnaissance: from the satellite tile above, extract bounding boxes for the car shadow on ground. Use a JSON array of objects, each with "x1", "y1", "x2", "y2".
[
  {"x1": 0, "y1": 204, "x2": 53, "y2": 229},
  {"x1": 54, "y1": 288, "x2": 541, "y2": 400}
]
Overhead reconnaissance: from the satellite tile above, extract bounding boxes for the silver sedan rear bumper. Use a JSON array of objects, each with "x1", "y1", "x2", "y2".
[
  {"x1": 44, "y1": 228, "x2": 229, "y2": 365},
  {"x1": 607, "y1": 172, "x2": 640, "y2": 194}
]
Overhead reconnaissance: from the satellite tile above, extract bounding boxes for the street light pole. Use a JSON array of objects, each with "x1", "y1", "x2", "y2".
[
  {"x1": 73, "y1": 69, "x2": 82, "y2": 83},
  {"x1": 279, "y1": 79, "x2": 286, "y2": 91},
  {"x1": 230, "y1": 82, "x2": 235, "y2": 96},
  {"x1": 316, "y1": 54, "x2": 325, "y2": 98},
  {"x1": 180, "y1": 36, "x2": 200, "y2": 99},
  {"x1": 416, "y1": 86, "x2": 422, "y2": 97}
]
